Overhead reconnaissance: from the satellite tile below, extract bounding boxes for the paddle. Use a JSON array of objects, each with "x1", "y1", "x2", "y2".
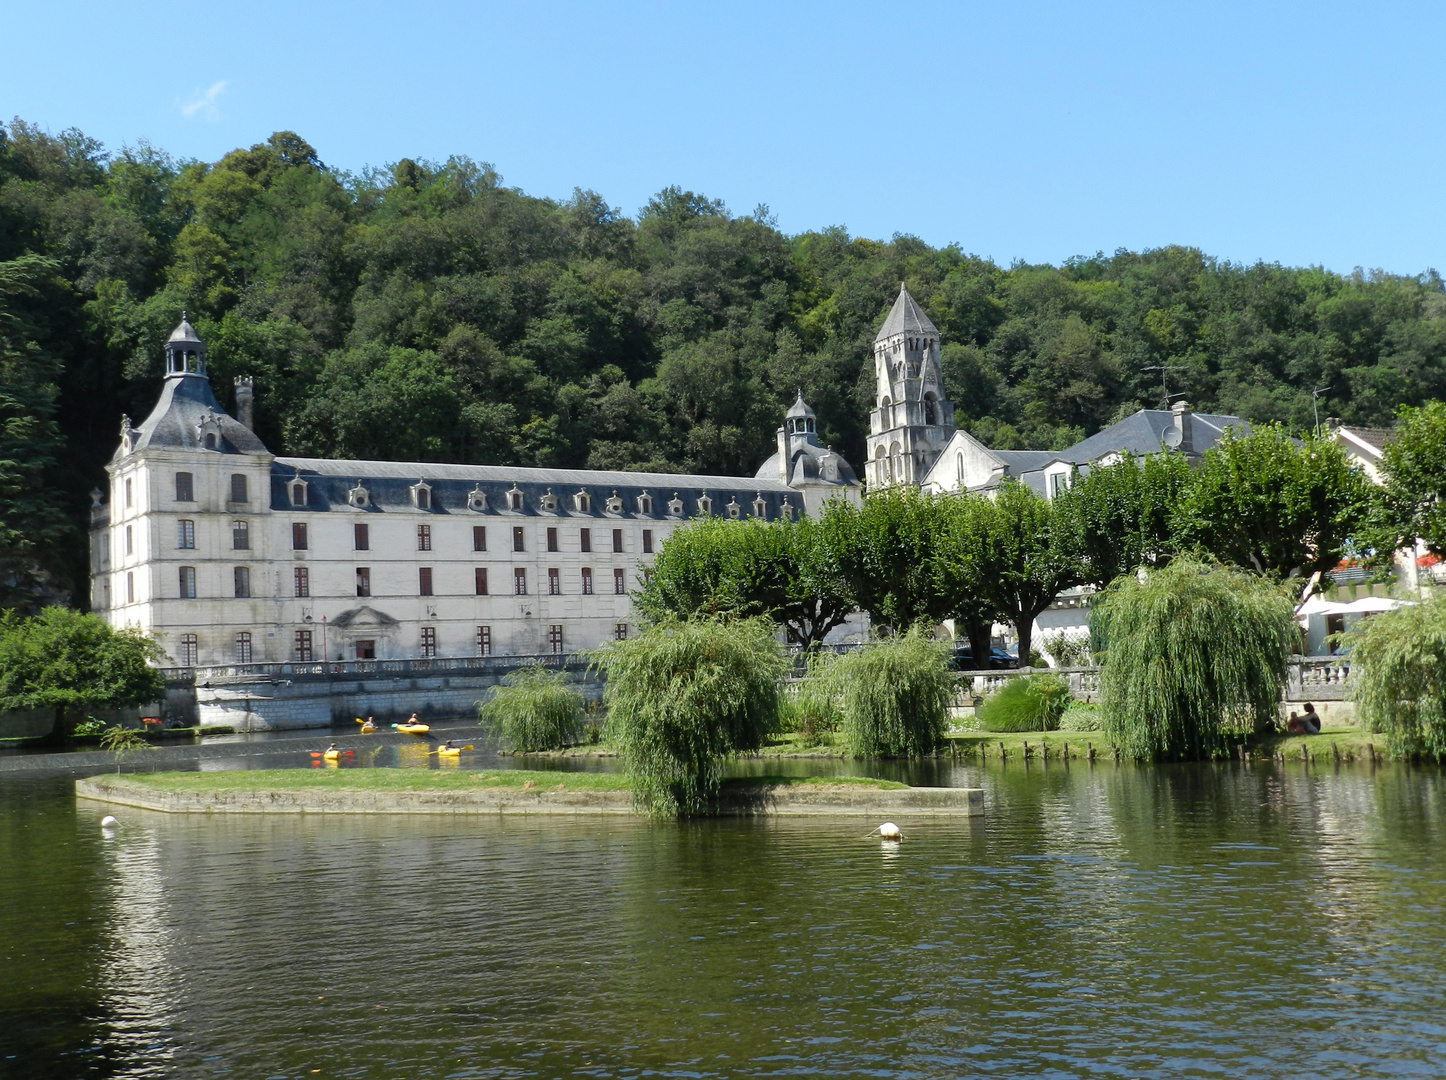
[
  {"x1": 427, "y1": 745, "x2": 474, "y2": 755},
  {"x1": 308, "y1": 750, "x2": 356, "y2": 758}
]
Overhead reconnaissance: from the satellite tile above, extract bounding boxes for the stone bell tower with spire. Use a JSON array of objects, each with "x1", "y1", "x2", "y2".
[{"x1": 865, "y1": 284, "x2": 956, "y2": 489}]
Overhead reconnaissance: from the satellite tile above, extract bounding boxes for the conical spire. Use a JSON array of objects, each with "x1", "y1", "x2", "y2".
[{"x1": 874, "y1": 283, "x2": 938, "y2": 343}]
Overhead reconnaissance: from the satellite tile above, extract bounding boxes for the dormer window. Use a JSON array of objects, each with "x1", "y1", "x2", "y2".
[
  {"x1": 468, "y1": 486, "x2": 488, "y2": 512},
  {"x1": 667, "y1": 493, "x2": 684, "y2": 516},
  {"x1": 574, "y1": 489, "x2": 591, "y2": 513},
  {"x1": 348, "y1": 482, "x2": 370, "y2": 509},
  {"x1": 539, "y1": 488, "x2": 559, "y2": 513},
  {"x1": 411, "y1": 481, "x2": 432, "y2": 511},
  {"x1": 605, "y1": 490, "x2": 624, "y2": 514},
  {"x1": 506, "y1": 485, "x2": 524, "y2": 511},
  {"x1": 726, "y1": 498, "x2": 742, "y2": 520},
  {"x1": 696, "y1": 494, "x2": 712, "y2": 516},
  {"x1": 636, "y1": 493, "x2": 653, "y2": 516},
  {"x1": 780, "y1": 497, "x2": 795, "y2": 521},
  {"x1": 288, "y1": 478, "x2": 307, "y2": 507},
  {"x1": 752, "y1": 494, "x2": 767, "y2": 518}
]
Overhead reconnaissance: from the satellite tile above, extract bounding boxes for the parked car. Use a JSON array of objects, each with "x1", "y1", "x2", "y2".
[{"x1": 949, "y1": 646, "x2": 1018, "y2": 671}]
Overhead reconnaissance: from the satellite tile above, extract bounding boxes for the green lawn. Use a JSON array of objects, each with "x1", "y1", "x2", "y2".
[
  {"x1": 947, "y1": 726, "x2": 1389, "y2": 761},
  {"x1": 123, "y1": 769, "x2": 907, "y2": 793}
]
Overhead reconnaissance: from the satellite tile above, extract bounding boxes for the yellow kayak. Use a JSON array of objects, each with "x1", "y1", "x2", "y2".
[
  {"x1": 323, "y1": 749, "x2": 341, "y2": 761},
  {"x1": 392, "y1": 723, "x2": 430, "y2": 734},
  {"x1": 437, "y1": 745, "x2": 461, "y2": 757}
]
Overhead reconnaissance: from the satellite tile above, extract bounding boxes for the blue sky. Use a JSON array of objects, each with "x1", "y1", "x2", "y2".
[{"x1": 7, "y1": 1, "x2": 1444, "y2": 274}]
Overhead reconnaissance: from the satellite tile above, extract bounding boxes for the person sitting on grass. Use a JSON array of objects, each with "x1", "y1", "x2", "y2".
[{"x1": 1287, "y1": 705, "x2": 1321, "y2": 736}]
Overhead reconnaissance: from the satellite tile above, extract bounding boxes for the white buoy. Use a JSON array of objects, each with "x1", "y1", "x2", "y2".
[
  {"x1": 101, "y1": 816, "x2": 118, "y2": 828},
  {"x1": 878, "y1": 821, "x2": 902, "y2": 840}
]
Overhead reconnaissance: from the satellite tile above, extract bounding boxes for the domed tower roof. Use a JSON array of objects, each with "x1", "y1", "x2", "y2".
[
  {"x1": 785, "y1": 391, "x2": 816, "y2": 421},
  {"x1": 167, "y1": 313, "x2": 203, "y2": 346},
  {"x1": 164, "y1": 311, "x2": 208, "y2": 379}
]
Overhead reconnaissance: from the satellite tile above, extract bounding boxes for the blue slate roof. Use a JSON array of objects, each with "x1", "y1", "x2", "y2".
[{"x1": 1061, "y1": 409, "x2": 1246, "y2": 464}]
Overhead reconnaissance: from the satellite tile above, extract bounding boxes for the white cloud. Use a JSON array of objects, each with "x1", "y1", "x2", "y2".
[{"x1": 179, "y1": 81, "x2": 228, "y2": 121}]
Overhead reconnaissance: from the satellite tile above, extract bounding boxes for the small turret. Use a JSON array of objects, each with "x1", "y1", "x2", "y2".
[{"x1": 165, "y1": 313, "x2": 207, "y2": 378}]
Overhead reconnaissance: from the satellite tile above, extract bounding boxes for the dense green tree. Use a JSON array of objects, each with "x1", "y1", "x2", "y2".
[
  {"x1": 1059, "y1": 452, "x2": 1191, "y2": 588},
  {"x1": 820, "y1": 490, "x2": 955, "y2": 632},
  {"x1": 1376, "y1": 400, "x2": 1446, "y2": 557}
]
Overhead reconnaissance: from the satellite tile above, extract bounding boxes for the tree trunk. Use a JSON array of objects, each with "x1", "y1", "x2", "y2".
[
  {"x1": 40, "y1": 703, "x2": 70, "y2": 747},
  {"x1": 963, "y1": 619, "x2": 993, "y2": 670},
  {"x1": 1015, "y1": 617, "x2": 1036, "y2": 668}
]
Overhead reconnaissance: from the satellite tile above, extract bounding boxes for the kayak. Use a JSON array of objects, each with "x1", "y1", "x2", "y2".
[
  {"x1": 392, "y1": 723, "x2": 430, "y2": 734},
  {"x1": 437, "y1": 745, "x2": 461, "y2": 757},
  {"x1": 323, "y1": 749, "x2": 341, "y2": 761}
]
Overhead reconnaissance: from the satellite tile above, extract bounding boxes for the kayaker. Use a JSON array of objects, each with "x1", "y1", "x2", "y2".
[
  {"x1": 407, "y1": 713, "x2": 420, "y2": 726},
  {"x1": 441, "y1": 740, "x2": 456, "y2": 751},
  {"x1": 360, "y1": 716, "x2": 377, "y2": 733},
  {"x1": 327, "y1": 742, "x2": 339, "y2": 752}
]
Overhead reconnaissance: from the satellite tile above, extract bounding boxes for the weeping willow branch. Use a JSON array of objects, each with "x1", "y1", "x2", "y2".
[{"x1": 1349, "y1": 595, "x2": 1446, "y2": 760}]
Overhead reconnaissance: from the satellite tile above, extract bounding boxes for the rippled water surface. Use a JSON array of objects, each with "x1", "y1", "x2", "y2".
[{"x1": 4, "y1": 758, "x2": 1446, "y2": 1078}]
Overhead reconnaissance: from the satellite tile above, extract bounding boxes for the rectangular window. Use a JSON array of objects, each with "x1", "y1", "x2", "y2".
[
  {"x1": 178, "y1": 633, "x2": 198, "y2": 667},
  {"x1": 126, "y1": 571, "x2": 135, "y2": 604},
  {"x1": 175, "y1": 472, "x2": 194, "y2": 501},
  {"x1": 295, "y1": 629, "x2": 313, "y2": 662},
  {"x1": 125, "y1": 478, "x2": 133, "y2": 508},
  {"x1": 292, "y1": 522, "x2": 308, "y2": 550},
  {"x1": 420, "y1": 626, "x2": 437, "y2": 658},
  {"x1": 581, "y1": 567, "x2": 593, "y2": 595},
  {"x1": 642, "y1": 528, "x2": 653, "y2": 554},
  {"x1": 548, "y1": 624, "x2": 564, "y2": 655},
  {"x1": 419, "y1": 567, "x2": 433, "y2": 596},
  {"x1": 473, "y1": 525, "x2": 487, "y2": 552},
  {"x1": 615, "y1": 622, "x2": 629, "y2": 641},
  {"x1": 547, "y1": 527, "x2": 559, "y2": 552},
  {"x1": 548, "y1": 567, "x2": 560, "y2": 595},
  {"x1": 1050, "y1": 472, "x2": 1067, "y2": 499},
  {"x1": 580, "y1": 527, "x2": 591, "y2": 553},
  {"x1": 294, "y1": 566, "x2": 310, "y2": 598},
  {"x1": 125, "y1": 525, "x2": 133, "y2": 556},
  {"x1": 474, "y1": 568, "x2": 488, "y2": 595},
  {"x1": 177, "y1": 519, "x2": 195, "y2": 549},
  {"x1": 418, "y1": 523, "x2": 432, "y2": 551},
  {"x1": 234, "y1": 566, "x2": 250, "y2": 598},
  {"x1": 612, "y1": 528, "x2": 624, "y2": 553},
  {"x1": 477, "y1": 625, "x2": 492, "y2": 656},
  {"x1": 230, "y1": 473, "x2": 248, "y2": 503},
  {"x1": 613, "y1": 568, "x2": 626, "y2": 595},
  {"x1": 179, "y1": 565, "x2": 197, "y2": 599},
  {"x1": 233, "y1": 520, "x2": 249, "y2": 550},
  {"x1": 355, "y1": 639, "x2": 376, "y2": 660},
  {"x1": 356, "y1": 567, "x2": 371, "y2": 597},
  {"x1": 513, "y1": 526, "x2": 525, "y2": 552},
  {"x1": 290, "y1": 482, "x2": 307, "y2": 507},
  {"x1": 514, "y1": 567, "x2": 527, "y2": 595},
  {"x1": 354, "y1": 522, "x2": 369, "y2": 550},
  {"x1": 235, "y1": 632, "x2": 252, "y2": 664}
]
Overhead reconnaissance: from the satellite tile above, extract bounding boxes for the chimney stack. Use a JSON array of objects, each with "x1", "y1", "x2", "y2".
[
  {"x1": 234, "y1": 376, "x2": 255, "y2": 431},
  {"x1": 1172, "y1": 399, "x2": 1193, "y2": 455}
]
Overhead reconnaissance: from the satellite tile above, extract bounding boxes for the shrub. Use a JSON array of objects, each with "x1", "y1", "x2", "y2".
[
  {"x1": 1349, "y1": 594, "x2": 1446, "y2": 759},
  {"x1": 785, "y1": 651, "x2": 844, "y2": 746},
  {"x1": 831, "y1": 631, "x2": 954, "y2": 755},
  {"x1": 1059, "y1": 700, "x2": 1101, "y2": 731},
  {"x1": 478, "y1": 664, "x2": 585, "y2": 752},
  {"x1": 1095, "y1": 557, "x2": 1296, "y2": 760},
  {"x1": 1042, "y1": 632, "x2": 1092, "y2": 668},
  {"x1": 978, "y1": 674, "x2": 1071, "y2": 732},
  {"x1": 593, "y1": 617, "x2": 788, "y2": 817}
]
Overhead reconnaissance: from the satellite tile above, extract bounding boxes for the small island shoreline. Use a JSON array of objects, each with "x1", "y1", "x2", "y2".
[{"x1": 75, "y1": 771, "x2": 984, "y2": 817}]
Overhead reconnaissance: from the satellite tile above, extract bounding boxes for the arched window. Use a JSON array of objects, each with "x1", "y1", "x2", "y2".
[
  {"x1": 696, "y1": 494, "x2": 713, "y2": 516},
  {"x1": 923, "y1": 393, "x2": 937, "y2": 426},
  {"x1": 574, "y1": 489, "x2": 591, "y2": 513},
  {"x1": 506, "y1": 485, "x2": 524, "y2": 511},
  {"x1": 957, "y1": 453, "x2": 965, "y2": 481},
  {"x1": 636, "y1": 493, "x2": 653, "y2": 515}
]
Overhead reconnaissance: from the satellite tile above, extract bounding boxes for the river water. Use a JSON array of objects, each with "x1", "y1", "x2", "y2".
[{"x1": 3, "y1": 749, "x2": 1445, "y2": 1078}]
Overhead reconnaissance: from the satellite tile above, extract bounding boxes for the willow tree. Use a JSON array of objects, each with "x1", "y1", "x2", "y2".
[
  {"x1": 1095, "y1": 558, "x2": 1297, "y2": 760},
  {"x1": 828, "y1": 630, "x2": 954, "y2": 756},
  {"x1": 1349, "y1": 595, "x2": 1446, "y2": 759},
  {"x1": 593, "y1": 616, "x2": 787, "y2": 817}
]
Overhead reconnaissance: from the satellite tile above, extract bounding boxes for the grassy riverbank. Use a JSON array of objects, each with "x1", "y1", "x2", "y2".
[{"x1": 947, "y1": 726, "x2": 1391, "y2": 762}]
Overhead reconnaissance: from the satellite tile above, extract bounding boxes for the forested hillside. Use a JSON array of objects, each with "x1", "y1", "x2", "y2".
[{"x1": 3, "y1": 121, "x2": 1445, "y2": 605}]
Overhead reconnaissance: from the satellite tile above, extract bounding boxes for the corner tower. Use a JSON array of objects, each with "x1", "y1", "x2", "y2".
[{"x1": 865, "y1": 284, "x2": 956, "y2": 489}]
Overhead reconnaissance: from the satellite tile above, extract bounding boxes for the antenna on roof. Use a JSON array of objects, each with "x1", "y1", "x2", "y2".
[
  {"x1": 1142, "y1": 365, "x2": 1187, "y2": 409},
  {"x1": 1311, "y1": 386, "x2": 1332, "y2": 438}
]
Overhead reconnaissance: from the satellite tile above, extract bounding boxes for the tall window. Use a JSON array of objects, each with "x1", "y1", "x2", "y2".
[
  {"x1": 418, "y1": 523, "x2": 432, "y2": 551},
  {"x1": 477, "y1": 625, "x2": 492, "y2": 656},
  {"x1": 580, "y1": 528, "x2": 591, "y2": 553},
  {"x1": 548, "y1": 567, "x2": 561, "y2": 595},
  {"x1": 294, "y1": 566, "x2": 309, "y2": 598},
  {"x1": 230, "y1": 473, "x2": 248, "y2": 503},
  {"x1": 419, "y1": 567, "x2": 433, "y2": 596},
  {"x1": 547, "y1": 527, "x2": 559, "y2": 552},
  {"x1": 474, "y1": 568, "x2": 488, "y2": 595},
  {"x1": 124, "y1": 478, "x2": 133, "y2": 508},
  {"x1": 420, "y1": 627, "x2": 437, "y2": 658},
  {"x1": 234, "y1": 632, "x2": 252, "y2": 664},
  {"x1": 290, "y1": 481, "x2": 306, "y2": 507},
  {"x1": 548, "y1": 624, "x2": 564, "y2": 655},
  {"x1": 356, "y1": 567, "x2": 371, "y2": 597},
  {"x1": 473, "y1": 525, "x2": 487, "y2": 552},
  {"x1": 233, "y1": 520, "x2": 249, "y2": 550},
  {"x1": 513, "y1": 526, "x2": 525, "y2": 552},
  {"x1": 354, "y1": 523, "x2": 369, "y2": 550},
  {"x1": 178, "y1": 633, "x2": 198, "y2": 666},
  {"x1": 642, "y1": 529, "x2": 653, "y2": 554},
  {"x1": 612, "y1": 528, "x2": 624, "y2": 553},
  {"x1": 126, "y1": 571, "x2": 135, "y2": 604},
  {"x1": 613, "y1": 568, "x2": 626, "y2": 595},
  {"x1": 294, "y1": 629, "x2": 313, "y2": 661},
  {"x1": 175, "y1": 472, "x2": 194, "y2": 501},
  {"x1": 179, "y1": 565, "x2": 197, "y2": 598},
  {"x1": 234, "y1": 566, "x2": 250, "y2": 598},
  {"x1": 292, "y1": 523, "x2": 308, "y2": 550},
  {"x1": 615, "y1": 622, "x2": 629, "y2": 641},
  {"x1": 177, "y1": 519, "x2": 195, "y2": 549},
  {"x1": 581, "y1": 567, "x2": 593, "y2": 595},
  {"x1": 124, "y1": 525, "x2": 133, "y2": 556},
  {"x1": 514, "y1": 567, "x2": 527, "y2": 595}
]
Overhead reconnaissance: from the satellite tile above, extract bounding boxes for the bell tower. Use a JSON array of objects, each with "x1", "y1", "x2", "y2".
[
  {"x1": 164, "y1": 312, "x2": 207, "y2": 378},
  {"x1": 865, "y1": 284, "x2": 956, "y2": 489}
]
